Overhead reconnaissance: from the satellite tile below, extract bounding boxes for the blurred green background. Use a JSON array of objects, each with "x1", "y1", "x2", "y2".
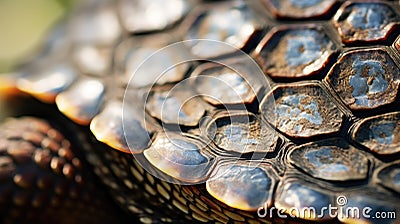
[{"x1": 0, "y1": 0, "x2": 74, "y2": 72}]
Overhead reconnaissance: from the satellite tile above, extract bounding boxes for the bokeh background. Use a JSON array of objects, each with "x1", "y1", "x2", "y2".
[{"x1": 0, "y1": 0, "x2": 74, "y2": 72}]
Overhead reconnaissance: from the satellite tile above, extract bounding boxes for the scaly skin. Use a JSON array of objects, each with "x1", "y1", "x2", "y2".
[{"x1": 1, "y1": 0, "x2": 400, "y2": 223}]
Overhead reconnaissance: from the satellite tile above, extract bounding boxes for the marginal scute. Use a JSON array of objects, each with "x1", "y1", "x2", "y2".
[
  {"x1": 145, "y1": 85, "x2": 206, "y2": 126},
  {"x1": 118, "y1": 0, "x2": 190, "y2": 33},
  {"x1": 375, "y1": 163, "x2": 400, "y2": 194},
  {"x1": 90, "y1": 100, "x2": 152, "y2": 154},
  {"x1": 352, "y1": 112, "x2": 400, "y2": 155},
  {"x1": 143, "y1": 133, "x2": 213, "y2": 183},
  {"x1": 289, "y1": 139, "x2": 369, "y2": 181},
  {"x1": 185, "y1": 1, "x2": 264, "y2": 58},
  {"x1": 333, "y1": 2, "x2": 400, "y2": 44},
  {"x1": 325, "y1": 49, "x2": 400, "y2": 110},
  {"x1": 275, "y1": 181, "x2": 333, "y2": 220},
  {"x1": 206, "y1": 111, "x2": 277, "y2": 154},
  {"x1": 17, "y1": 64, "x2": 77, "y2": 103},
  {"x1": 206, "y1": 164, "x2": 274, "y2": 211},
  {"x1": 260, "y1": 82, "x2": 343, "y2": 138},
  {"x1": 255, "y1": 25, "x2": 337, "y2": 78},
  {"x1": 264, "y1": 0, "x2": 337, "y2": 19},
  {"x1": 56, "y1": 79, "x2": 105, "y2": 125}
]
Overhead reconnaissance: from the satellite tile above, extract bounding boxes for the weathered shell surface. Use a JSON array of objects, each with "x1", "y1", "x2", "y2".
[{"x1": 8, "y1": 0, "x2": 400, "y2": 222}]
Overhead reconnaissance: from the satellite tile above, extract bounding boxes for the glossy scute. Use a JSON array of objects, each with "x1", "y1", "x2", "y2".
[
  {"x1": 206, "y1": 112, "x2": 276, "y2": 154},
  {"x1": 261, "y1": 83, "x2": 343, "y2": 138},
  {"x1": 256, "y1": 26, "x2": 336, "y2": 78},
  {"x1": 191, "y1": 58, "x2": 266, "y2": 105},
  {"x1": 186, "y1": 1, "x2": 263, "y2": 57},
  {"x1": 146, "y1": 86, "x2": 206, "y2": 126},
  {"x1": 70, "y1": 2, "x2": 121, "y2": 45},
  {"x1": 193, "y1": 68, "x2": 254, "y2": 105},
  {"x1": 56, "y1": 79, "x2": 105, "y2": 125},
  {"x1": 17, "y1": 64, "x2": 77, "y2": 103},
  {"x1": 73, "y1": 45, "x2": 111, "y2": 76},
  {"x1": 275, "y1": 182, "x2": 332, "y2": 220},
  {"x1": 122, "y1": 41, "x2": 190, "y2": 87},
  {"x1": 265, "y1": 0, "x2": 336, "y2": 19},
  {"x1": 144, "y1": 133, "x2": 212, "y2": 183},
  {"x1": 353, "y1": 112, "x2": 400, "y2": 155},
  {"x1": 196, "y1": 72, "x2": 250, "y2": 104},
  {"x1": 206, "y1": 165, "x2": 272, "y2": 211},
  {"x1": 290, "y1": 139, "x2": 369, "y2": 181},
  {"x1": 326, "y1": 49, "x2": 400, "y2": 110},
  {"x1": 118, "y1": 0, "x2": 189, "y2": 33},
  {"x1": 333, "y1": 2, "x2": 399, "y2": 43},
  {"x1": 90, "y1": 101, "x2": 151, "y2": 153},
  {"x1": 376, "y1": 163, "x2": 400, "y2": 193}
]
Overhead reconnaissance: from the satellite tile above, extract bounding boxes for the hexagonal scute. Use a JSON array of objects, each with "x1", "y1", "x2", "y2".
[
  {"x1": 118, "y1": 0, "x2": 191, "y2": 34},
  {"x1": 260, "y1": 82, "x2": 344, "y2": 138},
  {"x1": 190, "y1": 58, "x2": 265, "y2": 106},
  {"x1": 206, "y1": 163, "x2": 276, "y2": 211},
  {"x1": 333, "y1": 2, "x2": 400, "y2": 44},
  {"x1": 325, "y1": 49, "x2": 400, "y2": 110},
  {"x1": 289, "y1": 138, "x2": 369, "y2": 181},
  {"x1": 375, "y1": 162, "x2": 400, "y2": 194},
  {"x1": 352, "y1": 112, "x2": 400, "y2": 155},
  {"x1": 145, "y1": 85, "x2": 207, "y2": 127},
  {"x1": 184, "y1": 1, "x2": 265, "y2": 58},
  {"x1": 263, "y1": 0, "x2": 337, "y2": 19},
  {"x1": 255, "y1": 25, "x2": 337, "y2": 79},
  {"x1": 205, "y1": 111, "x2": 277, "y2": 154}
]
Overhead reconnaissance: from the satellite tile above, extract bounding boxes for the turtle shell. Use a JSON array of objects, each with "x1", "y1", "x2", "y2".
[{"x1": 3, "y1": 0, "x2": 400, "y2": 223}]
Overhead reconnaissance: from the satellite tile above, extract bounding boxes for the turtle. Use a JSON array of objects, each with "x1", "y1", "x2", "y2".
[{"x1": 0, "y1": 0, "x2": 399, "y2": 223}]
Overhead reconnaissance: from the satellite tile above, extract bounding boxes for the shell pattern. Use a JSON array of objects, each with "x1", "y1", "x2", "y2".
[{"x1": 5, "y1": 0, "x2": 400, "y2": 223}]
